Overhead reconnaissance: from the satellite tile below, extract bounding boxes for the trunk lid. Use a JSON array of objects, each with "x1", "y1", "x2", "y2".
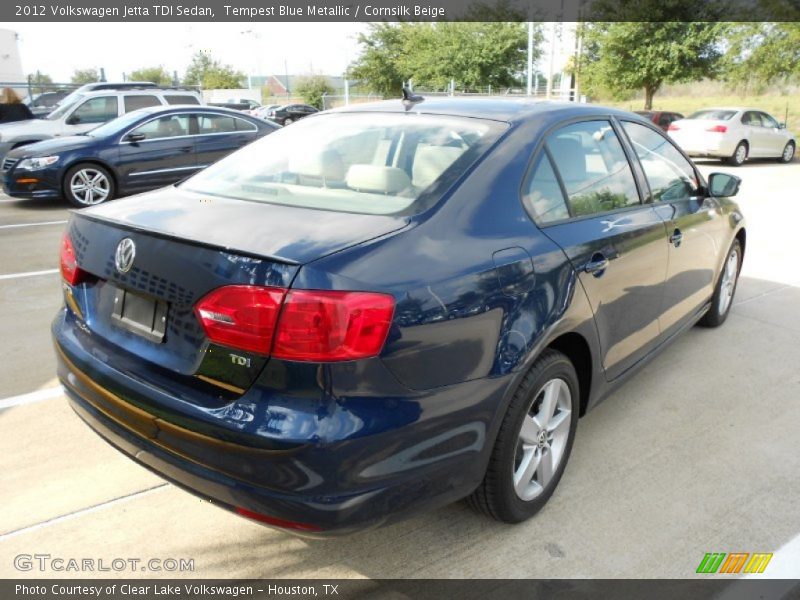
[{"x1": 66, "y1": 188, "x2": 408, "y2": 401}]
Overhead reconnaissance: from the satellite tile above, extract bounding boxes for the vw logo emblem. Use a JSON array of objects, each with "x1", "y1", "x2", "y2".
[{"x1": 115, "y1": 238, "x2": 136, "y2": 274}]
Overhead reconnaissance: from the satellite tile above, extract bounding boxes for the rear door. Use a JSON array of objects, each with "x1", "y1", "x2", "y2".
[
  {"x1": 193, "y1": 112, "x2": 259, "y2": 168},
  {"x1": 525, "y1": 118, "x2": 669, "y2": 380},
  {"x1": 117, "y1": 113, "x2": 197, "y2": 192},
  {"x1": 620, "y1": 120, "x2": 723, "y2": 335}
]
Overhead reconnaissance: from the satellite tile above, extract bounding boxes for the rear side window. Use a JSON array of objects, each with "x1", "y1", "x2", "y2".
[
  {"x1": 123, "y1": 95, "x2": 161, "y2": 113},
  {"x1": 523, "y1": 153, "x2": 569, "y2": 224},
  {"x1": 622, "y1": 122, "x2": 698, "y2": 203},
  {"x1": 198, "y1": 114, "x2": 237, "y2": 134},
  {"x1": 742, "y1": 111, "x2": 762, "y2": 126},
  {"x1": 545, "y1": 120, "x2": 640, "y2": 218},
  {"x1": 233, "y1": 117, "x2": 258, "y2": 132},
  {"x1": 129, "y1": 115, "x2": 190, "y2": 140},
  {"x1": 71, "y1": 96, "x2": 118, "y2": 124},
  {"x1": 165, "y1": 94, "x2": 200, "y2": 105}
]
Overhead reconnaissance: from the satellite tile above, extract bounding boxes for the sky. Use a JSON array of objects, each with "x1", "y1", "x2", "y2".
[
  {"x1": 6, "y1": 21, "x2": 571, "y2": 85},
  {"x1": 9, "y1": 22, "x2": 367, "y2": 82}
]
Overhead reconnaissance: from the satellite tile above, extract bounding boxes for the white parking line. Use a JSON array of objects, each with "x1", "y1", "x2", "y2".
[
  {"x1": 0, "y1": 484, "x2": 169, "y2": 540},
  {"x1": 0, "y1": 386, "x2": 64, "y2": 409},
  {"x1": 0, "y1": 220, "x2": 67, "y2": 229},
  {"x1": 0, "y1": 268, "x2": 59, "y2": 280}
]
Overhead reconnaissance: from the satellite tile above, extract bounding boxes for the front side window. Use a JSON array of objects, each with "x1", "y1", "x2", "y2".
[
  {"x1": 129, "y1": 115, "x2": 190, "y2": 140},
  {"x1": 622, "y1": 121, "x2": 698, "y2": 203},
  {"x1": 759, "y1": 112, "x2": 779, "y2": 128},
  {"x1": 70, "y1": 96, "x2": 118, "y2": 124},
  {"x1": 545, "y1": 120, "x2": 640, "y2": 217},
  {"x1": 181, "y1": 112, "x2": 504, "y2": 215}
]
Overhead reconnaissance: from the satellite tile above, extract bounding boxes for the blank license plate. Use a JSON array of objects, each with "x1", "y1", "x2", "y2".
[{"x1": 110, "y1": 287, "x2": 168, "y2": 343}]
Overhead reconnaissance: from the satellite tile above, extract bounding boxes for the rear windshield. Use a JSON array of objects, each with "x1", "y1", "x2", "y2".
[
  {"x1": 688, "y1": 110, "x2": 736, "y2": 121},
  {"x1": 181, "y1": 112, "x2": 506, "y2": 215}
]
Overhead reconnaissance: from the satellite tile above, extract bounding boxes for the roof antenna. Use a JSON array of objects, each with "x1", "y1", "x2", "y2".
[{"x1": 402, "y1": 86, "x2": 424, "y2": 111}]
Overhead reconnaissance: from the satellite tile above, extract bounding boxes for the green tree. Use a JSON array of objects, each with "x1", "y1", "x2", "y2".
[
  {"x1": 183, "y1": 51, "x2": 245, "y2": 89},
  {"x1": 71, "y1": 68, "x2": 99, "y2": 85},
  {"x1": 295, "y1": 75, "x2": 335, "y2": 110},
  {"x1": 581, "y1": 22, "x2": 725, "y2": 109},
  {"x1": 129, "y1": 66, "x2": 173, "y2": 86},
  {"x1": 350, "y1": 22, "x2": 538, "y2": 96},
  {"x1": 723, "y1": 23, "x2": 800, "y2": 88},
  {"x1": 349, "y1": 23, "x2": 408, "y2": 97},
  {"x1": 28, "y1": 71, "x2": 53, "y2": 86}
]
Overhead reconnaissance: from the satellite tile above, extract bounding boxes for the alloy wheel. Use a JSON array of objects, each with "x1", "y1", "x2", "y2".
[
  {"x1": 513, "y1": 378, "x2": 572, "y2": 501},
  {"x1": 70, "y1": 168, "x2": 111, "y2": 205},
  {"x1": 718, "y1": 247, "x2": 739, "y2": 316}
]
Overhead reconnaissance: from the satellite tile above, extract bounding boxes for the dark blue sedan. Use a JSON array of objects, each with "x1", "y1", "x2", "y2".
[
  {"x1": 52, "y1": 98, "x2": 745, "y2": 534},
  {"x1": 2, "y1": 105, "x2": 278, "y2": 207}
]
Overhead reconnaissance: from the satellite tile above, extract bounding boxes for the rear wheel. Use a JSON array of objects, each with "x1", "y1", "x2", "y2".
[
  {"x1": 727, "y1": 142, "x2": 748, "y2": 166},
  {"x1": 779, "y1": 141, "x2": 795, "y2": 163},
  {"x1": 699, "y1": 239, "x2": 741, "y2": 328},
  {"x1": 63, "y1": 163, "x2": 114, "y2": 208},
  {"x1": 467, "y1": 349, "x2": 578, "y2": 523}
]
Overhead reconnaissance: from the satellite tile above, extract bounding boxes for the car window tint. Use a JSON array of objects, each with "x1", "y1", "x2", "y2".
[
  {"x1": 123, "y1": 95, "x2": 161, "y2": 112},
  {"x1": 72, "y1": 96, "x2": 118, "y2": 124},
  {"x1": 198, "y1": 114, "x2": 236, "y2": 134},
  {"x1": 622, "y1": 121, "x2": 698, "y2": 203},
  {"x1": 130, "y1": 115, "x2": 190, "y2": 140},
  {"x1": 759, "y1": 112, "x2": 778, "y2": 128},
  {"x1": 546, "y1": 120, "x2": 640, "y2": 217},
  {"x1": 523, "y1": 152, "x2": 570, "y2": 224},
  {"x1": 165, "y1": 94, "x2": 200, "y2": 105},
  {"x1": 233, "y1": 117, "x2": 257, "y2": 132},
  {"x1": 742, "y1": 111, "x2": 762, "y2": 126}
]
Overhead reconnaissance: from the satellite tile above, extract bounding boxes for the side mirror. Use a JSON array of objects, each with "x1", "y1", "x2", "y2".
[
  {"x1": 708, "y1": 172, "x2": 741, "y2": 198},
  {"x1": 125, "y1": 133, "x2": 146, "y2": 143},
  {"x1": 778, "y1": 122, "x2": 787, "y2": 130},
  {"x1": 66, "y1": 114, "x2": 80, "y2": 125}
]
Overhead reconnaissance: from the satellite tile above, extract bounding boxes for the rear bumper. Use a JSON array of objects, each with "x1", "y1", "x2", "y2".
[
  {"x1": 53, "y1": 309, "x2": 510, "y2": 535},
  {"x1": 669, "y1": 133, "x2": 737, "y2": 158}
]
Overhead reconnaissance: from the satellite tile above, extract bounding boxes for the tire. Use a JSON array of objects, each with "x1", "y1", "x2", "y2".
[
  {"x1": 467, "y1": 349, "x2": 579, "y2": 523},
  {"x1": 779, "y1": 141, "x2": 795, "y2": 163},
  {"x1": 63, "y1": 163, "x2": 115, "y2": 208},
  {"x1": 727, "y1": 142, "x2": 748, "y2": 166},
  {"x1": 284, "y1": 118, "x2": 294, "y2": 125},
  {"x1": 699, "y1": 239, "x2": 742, "y2": 328}
]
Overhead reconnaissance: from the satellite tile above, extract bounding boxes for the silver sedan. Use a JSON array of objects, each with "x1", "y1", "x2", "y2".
[{"x1": 668, "y1": 107, "x2": 796, "y2": 165}]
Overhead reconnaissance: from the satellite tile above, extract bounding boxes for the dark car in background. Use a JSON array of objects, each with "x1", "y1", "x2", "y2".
[
  {"x1": 266, "y1": 103, "x2": 318, "y2": 125},
  {"x1": 635, "y1": 110, "x2": 684, "y2": 132},
  {"x1": 53, "y1": 99, "x2": 745, "y2": 534},
  {"x1": 24, "y1": 90, "x2": 71, "y2": 118},
  {"x1": 3, "y1": 105, "x2": 277, "y2": 206}
]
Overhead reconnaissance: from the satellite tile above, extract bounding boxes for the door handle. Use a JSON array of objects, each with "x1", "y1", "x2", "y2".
[
  {"x1": 179, "y1": 146, "x2": 192, "y2": 153},
  {"x1": 670, "y1": 228, "x2": 683, "y2": 247},
  {"x1": 584, "y1": 252, "x2": 609, "y2": 277}
]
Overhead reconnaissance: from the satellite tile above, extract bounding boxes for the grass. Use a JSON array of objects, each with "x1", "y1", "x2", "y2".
[{"x1": 599, "y1": 94, "x2": 800, "y2": 133}]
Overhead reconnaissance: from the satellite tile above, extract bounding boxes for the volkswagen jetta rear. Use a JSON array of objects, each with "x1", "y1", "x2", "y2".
[{"x1": 52, "y1": 109, "x2": 510, "y2": 534}]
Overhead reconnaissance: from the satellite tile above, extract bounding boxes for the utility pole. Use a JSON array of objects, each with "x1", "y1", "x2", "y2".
[{"x1": 526, "y1": 22, "x2": 534, "y2": 96}]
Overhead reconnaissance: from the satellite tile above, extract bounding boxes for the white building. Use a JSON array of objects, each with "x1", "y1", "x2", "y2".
[{"x1": 0, "y1": 29, "x2": 24, "y2": 84}]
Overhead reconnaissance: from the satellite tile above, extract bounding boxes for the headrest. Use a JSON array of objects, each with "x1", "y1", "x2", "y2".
[
  {"x1": 411, "y1": 144, "x2": 465, "y2": 189},
  {"x1": 289, "y1": 150, "x2": 345, "y2": 180},
  {"x1": 346, "y1": 164, "x2": 411, "y2": 194}
]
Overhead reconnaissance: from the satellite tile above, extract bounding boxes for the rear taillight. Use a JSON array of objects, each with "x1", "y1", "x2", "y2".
[
  {"x1": 194, "y1": 286, "x2": 286, "y2": 354},
  {"x1": 707, "y1": 125, "x2": 727, "y2": 133},
  {"x1": 668, "y1": 124, "x2": 680, "y2": 131},
  {"x1": 60, "y1": 233, "x2": 87, "y2": 285},
  {"x1": 194, "y1": 286, "x2": 395, "y2": 361},
  {"x1": 235, "y1": 507, "x2": 322, "y2": 532},
  {"x1": 272, "y1": 290, "x2": 395, "y2": 361}
]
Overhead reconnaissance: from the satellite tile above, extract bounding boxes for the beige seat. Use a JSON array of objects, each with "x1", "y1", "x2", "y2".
[{"x1": 346, "y1": 164, "x2": 411, "y2": 194}]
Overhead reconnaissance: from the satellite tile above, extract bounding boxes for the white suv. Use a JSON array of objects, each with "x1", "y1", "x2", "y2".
[{"x1": 0, "y1": 87, "x2": 202, "y2": 160}]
